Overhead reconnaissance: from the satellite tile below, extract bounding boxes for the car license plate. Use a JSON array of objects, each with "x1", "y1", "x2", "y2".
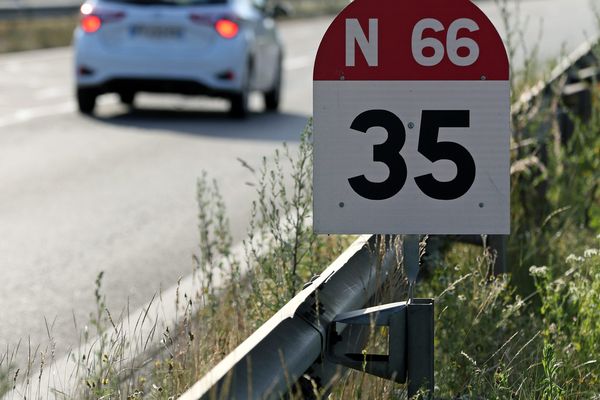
[{"x1": 130, "y1": 25, "x2": 183, "y2": 39}]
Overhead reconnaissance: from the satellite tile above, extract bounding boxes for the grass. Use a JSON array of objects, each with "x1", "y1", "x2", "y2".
[
  {"x1": 0, "y1": 15, "x2": 77, "y2": 54},
  {"x1": 0, "y1": 122, "x2": 353, "y2": 399},
  {"x1": 494, "y1": 0, "x2": 544, "y2": 102}
]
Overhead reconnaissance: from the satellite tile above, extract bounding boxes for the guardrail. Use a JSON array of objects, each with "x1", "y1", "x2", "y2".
[
  {"x1": 0, "y1": 2, "x2": 79, "y2": 19},
  {"x1": 179, "y1": 235, "x2": 402, "y2": 399},
  {"x1": 0, "y1": 1, "x2": 81, "y2": 20},
  {"x1": 178, "y1": 34, "x2": 600, "y2": 400}
]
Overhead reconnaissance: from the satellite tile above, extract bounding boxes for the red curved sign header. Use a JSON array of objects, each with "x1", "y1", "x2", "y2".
[{"x1": 314, "y1": 0, "x2": 509, "y2": 81}]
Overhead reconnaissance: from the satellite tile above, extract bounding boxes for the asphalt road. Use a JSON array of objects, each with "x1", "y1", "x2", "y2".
[{"x1": 0, "y1": 0, "x2": 597, "y2": 366}]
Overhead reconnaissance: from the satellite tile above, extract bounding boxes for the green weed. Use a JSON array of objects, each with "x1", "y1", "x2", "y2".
[{"x1": 0, "y1": 16, "x2": 77, "y2": 54}]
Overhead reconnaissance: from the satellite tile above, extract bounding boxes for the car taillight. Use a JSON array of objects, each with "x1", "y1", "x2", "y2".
[
  {"x1": 215, "y1": 19, "x2": 239, "y2": 39},
  {"x1": 81, "y1": 15, "x2": 102, "y2": 33},
  {"x1": 80, "y1": 3, "x2": 125, "y2": 33}
]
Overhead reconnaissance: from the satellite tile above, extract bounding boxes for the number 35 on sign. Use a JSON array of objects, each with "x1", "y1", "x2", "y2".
[{"x1": 313, "y1": 0, "x2": 510, "y2": 235}]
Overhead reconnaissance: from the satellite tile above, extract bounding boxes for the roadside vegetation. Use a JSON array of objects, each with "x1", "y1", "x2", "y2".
[
  {"x1": 1, "y1": 1, "x2": 600, "y2": 399},
  {"x1": 0, "y1": 15, "x2": 77, "y2": 53}
]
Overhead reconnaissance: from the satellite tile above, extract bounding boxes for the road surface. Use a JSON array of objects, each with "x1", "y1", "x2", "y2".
[{"x1": 0, "y1": 0, "x2": 597, "y2": 366}]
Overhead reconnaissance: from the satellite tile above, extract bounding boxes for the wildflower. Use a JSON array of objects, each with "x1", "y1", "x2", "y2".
[
  {"x1": 461, "y1": 351, "x2": 477, "y2": 367},
  {"x1": 529, "y1": 265, "x2": 548, "y2": 277},
  {"x1": 566, "y1": 254, "x2": 584, "y2": 264},
  {"x1": 583, "y1": 248, "x2": 599, "y2": 258}
]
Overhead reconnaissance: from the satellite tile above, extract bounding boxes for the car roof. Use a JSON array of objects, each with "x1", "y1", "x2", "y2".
[{"x1": 97, "y1": 0, "x2": 231, "y2": 5}]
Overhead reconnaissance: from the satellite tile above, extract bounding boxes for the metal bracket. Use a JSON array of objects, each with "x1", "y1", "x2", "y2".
[
  {"x1": 327, "y1": 301, "x2": 408, "y2": 383},
  {"x1": 326, "y1": 299, "x2": 434, "y2": 398}
]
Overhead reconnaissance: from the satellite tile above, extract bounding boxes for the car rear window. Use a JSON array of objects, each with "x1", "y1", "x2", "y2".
[{"x1": 102, "y1": 0, "x2": 227, "y2": 5}]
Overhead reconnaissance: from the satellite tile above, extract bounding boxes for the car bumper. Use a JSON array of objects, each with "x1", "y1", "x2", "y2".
[
  {"x1": 75, "y1": 33, "x2": 248, "y2": 95},
  {"x1": 78, "y1": 77, "x2": 239, "y2": 98}
]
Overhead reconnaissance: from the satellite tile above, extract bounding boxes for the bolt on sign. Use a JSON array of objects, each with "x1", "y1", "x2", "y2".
[{"x1": 313, "y1": 0, "x2": 510, "y2": 234}]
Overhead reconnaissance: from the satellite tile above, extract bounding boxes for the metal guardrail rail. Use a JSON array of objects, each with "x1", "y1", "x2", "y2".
[
  {"x1": 178, "y1": 35, "x2": 600, "y2": 400},
  {"x1": 179, "y1": 235, "x2": 400, "y2": 399},
  {"x1": 0, "y1": 2, "x2": 80, "y2": 19}
]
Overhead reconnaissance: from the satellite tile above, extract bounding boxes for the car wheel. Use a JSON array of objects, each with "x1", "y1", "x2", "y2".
[
  {"x1": 77, "y1": 88, "x2": 97, "y2": 115},
  {"x1": 119, "y1": 91, "x2": 136, "y2": 106},
  {"x1": 229, "y1": 66, "x2": 251, "y2": 119},
  {"x1": 264, "y1": 59, "x2": 282, "y2": 112}
]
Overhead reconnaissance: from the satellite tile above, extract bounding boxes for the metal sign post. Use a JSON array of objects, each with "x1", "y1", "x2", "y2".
[
  {"x1": 403, "y1": 235, "x2": 420, "y2": 299},
  {"x1": 313, "y1": 0, "x2": 509, "y2": 397}
]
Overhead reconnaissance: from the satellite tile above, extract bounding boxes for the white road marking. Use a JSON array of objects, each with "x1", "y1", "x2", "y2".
[
  {"x1": 0, "y1": 47, "x2": 71, "y2": 67},
  {"x1": 0, "y1": 96, "x2": 120, "y2": 128},
  {"x1": 0, "y1": 102, "x2": 75, "y2": 129},
  {"x1": 2, "y1": 61, "x2": 19, "y2": 73},
  {"x1": 0, "y1": 52, "x2": 315, "y2": 128},
  {"x1": 284, "y1": 55, "x2": 312, "y2": 71},
  {"x1": 0, "y1": 45, "x2": 314, "y2": 128},
  {"x1": 34, "y1": 86, "x2": 70, "y2": 101}
]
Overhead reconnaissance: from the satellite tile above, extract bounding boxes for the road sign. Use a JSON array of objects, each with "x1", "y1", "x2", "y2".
[{"x1": 313, "y1": 0, "x2": 510, "y2": 235}]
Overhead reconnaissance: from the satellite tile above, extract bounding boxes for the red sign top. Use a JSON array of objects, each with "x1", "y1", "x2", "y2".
[{"x1": 314, "y1": 0, "x2": 509, "y2": 81}]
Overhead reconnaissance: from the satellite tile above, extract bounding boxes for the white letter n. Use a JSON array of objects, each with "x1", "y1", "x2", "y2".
[{"x1": 345, "y1": 18, "x2": 378, "y2": 67}]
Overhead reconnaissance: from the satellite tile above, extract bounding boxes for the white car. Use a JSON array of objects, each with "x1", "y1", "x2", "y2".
[{"x1": 74, "y1": 0, "x2": 284, "y2": 117}]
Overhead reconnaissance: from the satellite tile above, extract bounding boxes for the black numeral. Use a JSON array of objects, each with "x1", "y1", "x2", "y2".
[
  {"x1": 348, "y1": 110, "x2": 408, "y2": 200},
  {"x1": 348, "y1": 109, "x2": 475, "y2": 201},
  {"x1": 414, "y1": 110, "x2": 475, "y2": 200}
]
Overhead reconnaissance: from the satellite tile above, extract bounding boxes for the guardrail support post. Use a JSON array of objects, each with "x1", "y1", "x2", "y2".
[
  {"x1": 403, "y1": 235, "x2": 420, "y2": 292},
  {"x1": 407, "y1": 299, "x2": 434, "y2": 399},
  {"x1": 326, "y1": 302, "x2": 408, "y2": 383},
  {"x1": 327, "y1": 299, "x2": 434, "y2": 399},
  {"x1": 489, "y1": 235, "x2": 508, "y2": 275}
]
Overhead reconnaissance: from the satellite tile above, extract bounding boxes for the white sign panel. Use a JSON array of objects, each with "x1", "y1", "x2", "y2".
[{"x1": 313, "y1": 0, "x2": 510, "y2": 234}]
